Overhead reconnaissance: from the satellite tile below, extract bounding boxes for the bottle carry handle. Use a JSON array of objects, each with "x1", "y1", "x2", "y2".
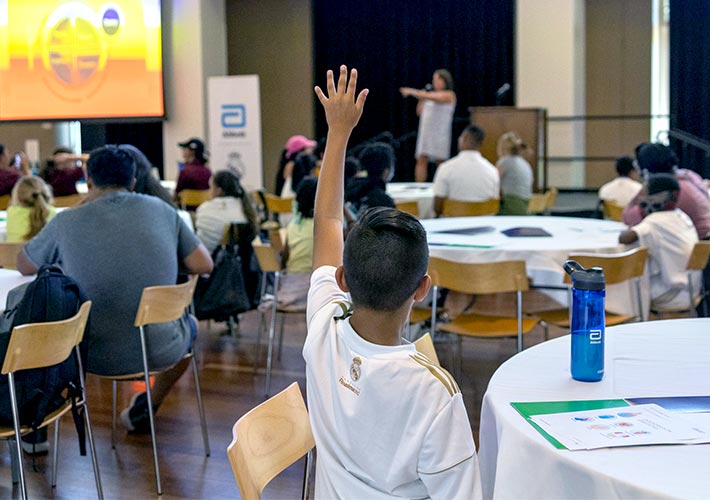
[{"x1": 564, "y1": 260, "x2": 584, "y2": 276}]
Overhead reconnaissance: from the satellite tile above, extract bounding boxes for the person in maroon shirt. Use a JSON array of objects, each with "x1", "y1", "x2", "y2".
[
  {"x1": 175, "y1": 138, "x2": 211, "y2": 203},
  {"x1": 0, "y1": 144, "x2": 22, "y2": 196},
  {"x1": 39, "y1": 147, "x2": 87, "y2": 197}
]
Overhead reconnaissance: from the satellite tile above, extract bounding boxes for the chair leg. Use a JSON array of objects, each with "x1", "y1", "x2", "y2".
[
  {"x1": 302, "y1": 449, "x2": 314, "y2": 500},
  {"x1": 542, "y1": 321, "x2": 549, "y2": 341},
  {"x1": 277, "y1": 313, "x2": 286, "y2": 361},
  {"x1": 75, "y1": 345, "x2": 104, "y2": 500},
  {"x1": 111, "y1": 380, "x2": 117, "y2": 449},
  {"x1": 8, "y1": 374, "x2": 27, "y2": 500},
  {"x1": 139, "y1": 327, "x2": 162, "y2": 495},
  {"x1": 253, "y1": 271, "x2": 269, "y2": 374},
  {"x1": 8, "y1": 438, "x2": 20, "y2": 484},
  {"x1": 265, "y1": 272, "x2": 281, "y2": 398},
  {"x1": 190, "y1": 354, "x2": 211, "y2": 456},
  {"x1": 51, "y1": 419, "x2": 60, "y2": 487}
]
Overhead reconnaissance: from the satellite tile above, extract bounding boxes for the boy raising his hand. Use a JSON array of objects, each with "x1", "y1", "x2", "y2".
[{"x1": 304, "y1": 65, "x2": 481, "y2": 499}]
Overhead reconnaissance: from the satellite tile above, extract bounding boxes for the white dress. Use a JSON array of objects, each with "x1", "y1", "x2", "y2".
[{"x1": 415, "y1": 100, "x2": 455, "y2": 161}]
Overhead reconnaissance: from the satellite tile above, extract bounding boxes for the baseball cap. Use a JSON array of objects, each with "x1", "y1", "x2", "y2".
[
  {"x1": 178, "y1": 138, "x2": 205, "y2": 155},
  {"x1": 285, "y1": 135, "x2": 316, "y2": 158}
]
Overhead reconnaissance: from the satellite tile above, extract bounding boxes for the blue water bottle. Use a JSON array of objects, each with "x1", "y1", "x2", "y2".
[{"x1": 564, "y1": 260, "x2": 605, "y2": 382}]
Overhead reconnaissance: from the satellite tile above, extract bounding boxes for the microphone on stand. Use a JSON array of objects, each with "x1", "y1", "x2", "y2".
[
  {"x1": 495, "y1": 83, "x2": 511, "y2": 105},
  {"x1": 424, "y1": 84, "x2": 433, "y2": 91}
]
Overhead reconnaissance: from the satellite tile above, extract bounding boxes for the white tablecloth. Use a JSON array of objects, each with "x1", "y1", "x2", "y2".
[
  {"x1": 479, "y1": 319, "x2": 710, "y2": 500},
  {"x1": 420, "y1": 216, "x2": 641, "y2": 315},
  {"x1": 0, "y1": 269, "x2": 35, "y2": 310},
  {"x1": 386, "y1": 182, "x2": 435, "y2": 219}
]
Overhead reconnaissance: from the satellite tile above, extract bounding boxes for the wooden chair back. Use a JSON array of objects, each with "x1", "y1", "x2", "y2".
[
  {"x1": 0, "y1": 194, "x2": 10, "y2": 210},
  {"x1": 252, "y1": 240, "x2": 282, "y2": 274},
  {"x1": 133, "y1": 275, "x2": 198, "y2": 327},
  {"x1": 527, "y1": 193, "x2": 548, "y2": 214},
  {"x1": 228, "y1": 382, "x2": 314, "y2": 500},
  {"x1": 395, "y1": 200, "x2": 419, "y2": 218},
  {"x1": 53, "y1": 194, "x2": 85, "y2": 208},
  {"x1": 179, "y1": 189, "x2": 211, "y2": 209},
  {"x1": 687, "y1": 241, "x2": 710, "y2": 271},
  {"x1": 428, "y1": 257, "x2": 529, "y2": 294},
  {"x1": 0, "y1": 242, "x2": 24, "y2": 268},
  {"x1": 2, "y1": 301, "x2": 91, "y2": 374},
  {"x1": 565, "y1": 247, "x2": 648, "y2": 286},
  {"x1": 602, "y1": 199, "x2": 624, "y2": 221},
  {"x1": 264, "y1": 194, "x2": 294, "y2": 214},
  {"x1": 545, "y1": 186, "x2": 558, "y2": 211},
  {"x1": 442, "y1": 198, "x2": 499, "y2": 217},
  {"x1": 413, "y1": 333, "x2": 440, "y2": 366}
]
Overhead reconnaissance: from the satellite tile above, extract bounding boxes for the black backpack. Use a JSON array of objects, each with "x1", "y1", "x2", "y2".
[{"x1": 0, "y1": 265, "x2": 89, "y2": 451}]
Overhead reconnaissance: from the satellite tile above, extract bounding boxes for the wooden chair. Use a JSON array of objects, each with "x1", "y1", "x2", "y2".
[
  {"x1": 534, "y1": 247, "x2": 648, "y2": 339},
  {"x1": 441, "y1": 198, "x2": 499, "y2": 217},
  {"x1": 413, "y1": 332, "x2": 440, "y2": 366},
  {"x1": 53, "y1": 194, "x2": 85, "y2": 208},
  {"x1": 395, "y1": 200, "x2": 420, "y2": 218},
  {"x1": 602, "y1": 199, "x2": 624, "y2": 221},
  {"x1": 95, "y1": 275, "x2": 208, "y2": 495},
  {"x1": 0, "y1": 242, "x2": 24, "y2": 268},
  {"x1": 252, "y1": 240, "x2": 307, "y2": 397},
  {"x1": 527, "y1": 193, "x2": 548, "y2": 214},
  {"x1": 263, "y1": 193, "x2": 295, "y2": 226},
  {"x1": 428, "y1": 258, "x2": 540, "y2": 376},
  {"x1": 179, "y1": 189, "x2": 211, "y2": 210},
  {"x1": 0, "y1": 194, "x2": 10, "y2": 210},
  {"x1": 1, "y1": 302, "x2": 102, "y2": 500},
  {"x1": 227, "y1": 382, "x2": 314, "y2": 500},
  {"x1": 652, "y1": 241, "x2": 710, "y2": 318}
]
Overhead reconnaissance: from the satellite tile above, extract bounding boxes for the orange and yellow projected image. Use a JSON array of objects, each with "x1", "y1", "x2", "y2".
[{"x1": 0, "y1": 0, "x2": 163, "y2": 121}]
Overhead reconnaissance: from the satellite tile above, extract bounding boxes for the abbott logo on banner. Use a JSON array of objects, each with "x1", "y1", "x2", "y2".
[{"x1": 221, "y1": 104, "x2": 246, "y2": 137}]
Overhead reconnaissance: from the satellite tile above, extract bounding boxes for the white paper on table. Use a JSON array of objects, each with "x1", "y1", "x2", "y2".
[{"x1": 530, "y1": 404, "x2": 710, "y2": 450}]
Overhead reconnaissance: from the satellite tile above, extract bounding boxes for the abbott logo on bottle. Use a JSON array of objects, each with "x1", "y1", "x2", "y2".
[{"x1": 590, "y1": 329, "x2": 603, "y2": 344}]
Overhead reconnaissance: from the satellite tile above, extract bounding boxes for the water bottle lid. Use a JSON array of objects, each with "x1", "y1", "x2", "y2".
[{"x1": 564, "y1": 260, "x2": 605, "y2": 290}]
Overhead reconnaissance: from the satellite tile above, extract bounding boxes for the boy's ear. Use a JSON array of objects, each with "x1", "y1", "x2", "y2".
[
  {"x1": 413, "y1": 274, "x2": 431, "y2": 302},
  {"x1": 335, "y1": 265, "x2": 349, "y2": 292}
]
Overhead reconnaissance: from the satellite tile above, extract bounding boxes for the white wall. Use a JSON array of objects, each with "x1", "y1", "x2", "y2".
[
  {"x1": 516, "y1": 0, "x2": 586, "y2": 188},
  {"x1": 161, "y1": 0, "x2": 227, "y2": 182}
]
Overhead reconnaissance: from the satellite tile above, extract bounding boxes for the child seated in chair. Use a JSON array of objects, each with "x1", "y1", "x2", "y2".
[
  {"x1": 305, "y1": 65, "x2": 481, "y2": 499},
  {"x1": 619, "y1": 173, "x2": 699, "y2": 311}
]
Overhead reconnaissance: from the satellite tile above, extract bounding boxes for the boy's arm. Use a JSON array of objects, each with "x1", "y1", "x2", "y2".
[{"x1": 312, "y1": 65, "x2": 368, "y2": 270}]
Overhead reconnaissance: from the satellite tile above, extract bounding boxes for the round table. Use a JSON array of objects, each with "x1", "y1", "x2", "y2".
[
  {"x1": 478, "y1": 318, "x2": 710, "y2": 500},
  {"x1": 420, "y1": 216, "x2": 640, "y2": 315},
  {"x1": 386, "y1": 182, "x2": 435, "y2": 219}
]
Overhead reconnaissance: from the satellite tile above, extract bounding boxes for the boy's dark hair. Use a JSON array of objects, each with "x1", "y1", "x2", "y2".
[
  {"x1": 343, "y1": 207, "x2": 428, "y2": 311},
  {"x1": 358, "y1": 142, "x2": 394, "y2": 181},
  {"x1": 648, "y1": 173, "x2": 680, "y2": 196},
  {"x1": 86, "y1": 145, "x2": 136, "y2": 189},
  {"x1": 462, "y1": 125, "x2": 485, "y2": 148},
  {"x1": 615, "y1": 156, "x2": 635, "y2": 177},
  {"x1": 641, "y1": 173, "x2": 680, "y2": 215},
  {"x1": 295, "y1": 176, "x2": 317, "y2": 218},
  {"x1": 344, "y1": 156, "x2": 360, "y2": 180}
]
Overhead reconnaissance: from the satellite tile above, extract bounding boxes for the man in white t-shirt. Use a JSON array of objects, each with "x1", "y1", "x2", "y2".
[
  {"x1": 598, "y1": 156, "x2": 642, "y2": 207},
  {"x1": 306, "y1": 65, "x2": 481, "y2": 499},
  {"x1": 432, "y1": 125, "x2": 499, "y2": 217},
  {"x1": 619, "y1": 173, "x2": 699, "y2": 310}
]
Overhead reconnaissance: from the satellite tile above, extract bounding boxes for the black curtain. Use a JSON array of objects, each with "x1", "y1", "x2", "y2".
[
  {"x1": 313, "y1": 0, "x2": 515, "y2": 180},
  {"x1": 669, "y1": 0, "x2": 710, "y2": 177},
  {"x1": 81, "y1": 122, "x2": 165, "y2": 177}
]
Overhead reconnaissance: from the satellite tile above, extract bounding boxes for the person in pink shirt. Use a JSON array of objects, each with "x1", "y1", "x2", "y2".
[{"x1": 622, "y1": 143, "x2": 710, "y2": 240}]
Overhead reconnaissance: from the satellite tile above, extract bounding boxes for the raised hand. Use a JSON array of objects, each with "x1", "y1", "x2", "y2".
[{"x1": 314, "y1": 65, "x2": 368, "y2": 136}]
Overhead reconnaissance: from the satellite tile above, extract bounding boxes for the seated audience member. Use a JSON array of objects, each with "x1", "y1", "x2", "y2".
[
  {"x1": 496, "y1": 131, "x2": 533, "y2": 215},
  {"x1": 17, "y1": 145, "x2": 213, "y2": 433},
  {"x1": 306, "y1": 66, "x2": 481, "y2": 498},
  {"x1": 39, "y1": 147, "x2": 86, "y2": 197},
  {"x1": 619, "y1": 174, "x2": 699, "y2": 310},
  {"x1": 598, "y1": 156, "x2": 642, "y2": 207},
  {"x1": 175, "y1": 138, "x2": 211, "y2": 202},
  {"x1": 344, "y1": 142, "x2": 396, "y2": 218},
  {"x1": 0, "y1": 144, "x2": 23, "y2": 196},
  {"x1": 195, "y1": 170, "x2": 258, "y2": 253},
  {"x1": 7, "y1": 176, "x2": 56, "y2": 243},
  {"x1": 433, "y1": 125, "x2": 499, "y2": 217},
  {"x1": 120, "y1": 144, "x2": 173, "y2": 205},
  {"x1": 343, "y1": 156, "x2": 361, "y2": 183},
  {"x1": 275, "y1": 134, "x2": 317, "y2": 197},
  {"x1": 623, "y1": 143, "x2": 710, "y2": 239}
]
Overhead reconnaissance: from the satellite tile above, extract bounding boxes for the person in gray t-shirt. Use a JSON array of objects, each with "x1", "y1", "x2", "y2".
[{"x1": 18, "y1": 145, "x2": 213, "y2": 433}]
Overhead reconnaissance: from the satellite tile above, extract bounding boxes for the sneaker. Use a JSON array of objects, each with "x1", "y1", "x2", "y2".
[
  {"x1": 21, "y1": 428, "x2": 49, "y2": 455},
  {"x1": 120, "y1": 392, "x2": 152, "y2": 434}
]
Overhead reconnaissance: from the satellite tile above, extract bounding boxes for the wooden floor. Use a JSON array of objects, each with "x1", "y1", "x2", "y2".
[{"x1": 0, "y1": 291, "x2": 571, "y2": 499}]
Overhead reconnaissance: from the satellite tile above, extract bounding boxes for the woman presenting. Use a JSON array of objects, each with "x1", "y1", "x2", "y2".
[{"x1": 400, "y1": 69, "x2": 456, "y2": 182}]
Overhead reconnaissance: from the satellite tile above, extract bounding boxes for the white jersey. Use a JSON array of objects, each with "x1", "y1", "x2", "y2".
[
  {"x1": 598, "y1": 177, "x2": 642, "y2": 206},
  {"x1": 632, "y1": 209, "x2": 699, "y2": 310},
  {"x1": 433, "y1": 150, "x2": 500, "y2": 202},
  {"x1": 304, "y1": 266, "x2": 481, "y2": 499}
]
